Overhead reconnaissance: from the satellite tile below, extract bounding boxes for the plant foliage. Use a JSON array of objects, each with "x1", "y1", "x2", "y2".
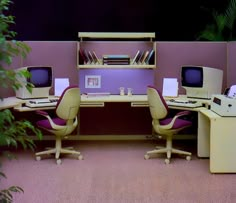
[
  {"x1": 197, "y1": 0, "x2": 236, "y2": 41},
  {"x1": 0, "y1": 0, "x2": 42, "y2": 202},
  {"x1": 0, "y1": 1, "x2": 33, "y2": 98}
]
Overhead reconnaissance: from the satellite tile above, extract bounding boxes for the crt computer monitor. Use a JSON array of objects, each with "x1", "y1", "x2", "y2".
[
  {"x1": 15, "y1": 66, "x2": 53, "y2": 99},
  {"x1": 181, "y1": 65, "x2": 223, "y2": 99}
]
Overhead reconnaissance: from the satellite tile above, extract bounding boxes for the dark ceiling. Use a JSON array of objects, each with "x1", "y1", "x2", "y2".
[{"x1": 10, "y1": 0, "x2": 229, "y2": 41}]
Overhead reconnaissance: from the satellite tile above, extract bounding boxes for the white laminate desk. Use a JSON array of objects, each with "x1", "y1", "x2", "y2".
[
  {"x1": 199, "y1": 109, "x2": 236, "y2": 173},
  {"x1": 0, "y1": 97, "x2": 26, "y2": 110},
  {"x1": 0, "y1": 95, "x2": 210, "y2": 158},
  {"x1": 80, "y1": 94, "x2": 149, "y2": 107},
  {"x1": 1, "y1": 95, "x2": 149, "y2": 111},
  {"x1": 0, "y1": 96, "x2": 58, "y2": 112}
]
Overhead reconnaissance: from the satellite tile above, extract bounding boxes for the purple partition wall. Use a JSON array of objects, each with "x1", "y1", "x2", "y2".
[
  {"x1": 2, "y1": 41, "x2": 230, "y2": 98},
  {"x1": 79, "y1": 69, "x2": 154, "y2": 94},
  {"x1": 227, "y1": 42, "x2": 236, "y2": 87},
  {"x1": 22, "y1": 41, "x2": 78, "y2": 95},
  {"x1": 155, "y1": 42, "x2": 227, "y2": 94}
]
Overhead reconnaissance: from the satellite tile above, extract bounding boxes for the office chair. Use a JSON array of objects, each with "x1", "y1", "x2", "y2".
[
  {"x1": 144, "y1": 85, "x2": 192, "y2": 164},
  {"x1": 35, "y1": 85, "x2": 83, "y2": 164}
]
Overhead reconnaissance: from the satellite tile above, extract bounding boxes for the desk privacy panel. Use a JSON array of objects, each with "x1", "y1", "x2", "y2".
[{"x1": 79, "y1": 69, "x2": 154, "y2": 94}]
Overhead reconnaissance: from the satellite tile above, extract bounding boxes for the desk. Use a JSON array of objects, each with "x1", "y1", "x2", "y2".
[
  {"x1": 80, "y1": 95, "x2": 149, "y2": 107},
  {"x1": 1, "y1": 95, "x2": 149, "y2": 110},
  {"x1": 0, "y1": 97, "x2": 25, "y2": 110},
  {"x1": 199, "y1": 109, "x2": 236, "y2": 173},
  {"x1": 1, "y1": 95, "x2": 210, "y2": 157},
  {"x1": 3, "y1": 95, "x2": 236, "y2": 173}
]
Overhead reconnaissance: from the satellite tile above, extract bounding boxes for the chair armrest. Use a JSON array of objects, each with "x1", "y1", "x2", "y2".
[
  {"x1": 36, "y1": 110, "x2": 49, "y2": 116},
  {"x1": 175, "y1": 110, "x2": 191, "y2": 117},
  {"x1": 160, "y1": 111, "x2": 191, "y2": 130},
  {"x1": 36, "y1": 110, "x2": 63, "y2": 130},
  {"x1": 35, "y1": 110, "x2": 57, "y2": 128}
]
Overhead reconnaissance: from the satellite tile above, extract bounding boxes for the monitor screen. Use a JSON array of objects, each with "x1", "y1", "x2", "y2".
[
  {"x1": 28, "y1": 67, "x2": 52, "y2": 87},
  {"x1": 181, "y1": 67, "x2": 203, "y2": 88}
]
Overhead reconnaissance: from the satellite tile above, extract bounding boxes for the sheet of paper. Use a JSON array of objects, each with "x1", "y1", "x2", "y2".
[
  {"x1": 162, "y1": 78, "x2": 178, "y2": 97},
  {"x1": 54, "y1": 78, "x2": 70, "y2": 96},
  {"x1": 228, "y1": 85, "x2": 236, "y2": 98}
]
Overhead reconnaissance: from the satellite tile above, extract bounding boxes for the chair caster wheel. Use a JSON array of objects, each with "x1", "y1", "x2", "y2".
[
  {"x1": 165, "y1": 159, "x2": 170, "y2": 164},
  {"x1": 186, "y1": 156, "x2": 191, "y2": 161},
  {"x1": 144, "y1": 154, "x2": 150, "y2": 160},
  {"x1": 78, "y1": 155, "x2": 83, "y2": 160},
  {"x1": 56, "y1": 159, "x2": 62, "y2": 165},
  {"x1": 36, "y1": 156, "x2": 41, "y2": 161}
]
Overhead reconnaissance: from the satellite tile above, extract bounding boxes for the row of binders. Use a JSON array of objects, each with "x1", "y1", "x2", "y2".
[
  {"x1": 103, "y1": 54, "x2": 130, "y2": 65},
  {"x1": 79, "y1": 49, "x2": 155, "y2": 65},
  {"x1": 131, "y1": 50, "x2": 155, "y2": 65},
  {"x1": 79, "y1": 49, "x2": 101, "y2": 65}
]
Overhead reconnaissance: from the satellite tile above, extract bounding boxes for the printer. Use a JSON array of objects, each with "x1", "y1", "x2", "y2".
[{"x1": 211, "y1": 94, "x2": 236, "y2": 116}]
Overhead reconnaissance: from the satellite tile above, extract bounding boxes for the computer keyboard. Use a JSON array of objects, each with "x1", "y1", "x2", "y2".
[
  {"x1": 166, "y1": 99, "x2": 203, "y2": 108},
  {"x1": 25, "y1": 98, "x2": 59, "y2": 108}
]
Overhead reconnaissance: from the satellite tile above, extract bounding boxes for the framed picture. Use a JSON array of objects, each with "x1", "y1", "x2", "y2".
[{"x1": 85, "y1": 75, "x2": 101, "y2": 88}]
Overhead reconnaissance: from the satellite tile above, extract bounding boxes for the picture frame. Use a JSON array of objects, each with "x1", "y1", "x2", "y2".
[{"x1": 85, "y1": 75, "x2": 101, "y2": 88}]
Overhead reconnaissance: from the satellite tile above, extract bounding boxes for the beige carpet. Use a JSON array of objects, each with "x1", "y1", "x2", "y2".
[{"x1": 1, "y1": 140, "x2": 236, "y2": 203}]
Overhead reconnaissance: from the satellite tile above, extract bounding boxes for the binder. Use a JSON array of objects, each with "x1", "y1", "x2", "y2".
[
  {"x1": 92, "y1": 51, "x2": 100, "y2": 64},
  {"x1": 145, "y1": 50, "x2": 155, "y2": 64},
  {"x1": 140, "y1": 50, "x2": 149, "y2": 64},
  {"x1": 79, "y1": 49, "x2": 87, "y2": 64},
  {"x1": 131, "y1": 50, "x2": 140, "y2": 64}
]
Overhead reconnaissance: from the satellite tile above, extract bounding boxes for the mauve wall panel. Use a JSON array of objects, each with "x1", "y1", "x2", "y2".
[
  {"x1": 23, "y1": 41, "x2": 78, "y2": 95},
  {"x1": 3, "y1": 41, "x2": 230, "y2": 98},
  {"x1": 227, "y1": 42, "x2": 236, "y2": 87},
  {"x1": 155, "y1": 42, "x2": 227, "y2": 94}
]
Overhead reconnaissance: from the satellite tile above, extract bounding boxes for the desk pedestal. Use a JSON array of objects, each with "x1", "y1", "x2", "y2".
[
  {"x1": 200, "y1": 109, "x2": 236, "y2": 173},
  {"x1": 210, "y1": 117, "x2": 236, "y2": 173}
]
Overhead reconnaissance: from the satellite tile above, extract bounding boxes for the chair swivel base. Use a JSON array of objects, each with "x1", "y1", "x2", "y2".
[
  {"x1": 144, "y1": 146, "x2": 191, "y2": 164},
  {"x1": 35, "y1": 147, "x2": 83, "y2": 165}
]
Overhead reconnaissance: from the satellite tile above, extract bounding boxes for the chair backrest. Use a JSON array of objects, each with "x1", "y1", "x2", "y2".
[
  {"x1": 56, "y1": 85, "x2": 80, "y2": 120},
  {"x1": 147, "y1": 85, "x2": 169, "y2": 120}
]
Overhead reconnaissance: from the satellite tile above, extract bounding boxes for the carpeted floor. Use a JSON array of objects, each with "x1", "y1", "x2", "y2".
[{"x1": 1, "y1": 140, "x2": 236, "y2": 203}]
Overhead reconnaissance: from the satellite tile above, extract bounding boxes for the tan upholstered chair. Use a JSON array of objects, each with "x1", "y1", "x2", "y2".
[
  {"x1": 144, "y1": 85, "x2": 192, "y2": 164},
  {"x1": 35, "y1": 85, "x2": 83, "y2": 164}
]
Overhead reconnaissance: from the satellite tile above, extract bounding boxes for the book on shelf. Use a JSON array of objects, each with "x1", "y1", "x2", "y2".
[
  {"x1": 92, "y1": 51, "x2": 100, "y2": 64},
  {"x1": 103, "y1": 59, "x2": 130, "y2": 65},
  {"x1": 131, "y1": 50, "x2": 140, "y2": 64},
  {"x1": 79, "y1": 49, "x2": 87, "y2": 64},
  {"x1": 140, "y1": 50, "x2": 149, "y2": 64},
  {"x1": 145, "y1": 50, "x2": 155, "y2": 65},
  {"x1": 83, "y1": 50, "x2": 91, "y2": 64},
  {"x1": 103, "y1": 54, "x2": 130, "y2": 65},
  {"x1": 103, "y1": 54, "x2": 130, "y2": 59},
  {"x1": 103, "y1": 61, "x2": 130, "y2": 65},
  {"x1": 134, "y1": 51, "x2": 142, "y2": 64},
  {"x1": 137, "y1": 51, "x2": 145, "y2": 64},
  {"x1": 88, "y1": 51, "x2": 95, "y2": 64}
]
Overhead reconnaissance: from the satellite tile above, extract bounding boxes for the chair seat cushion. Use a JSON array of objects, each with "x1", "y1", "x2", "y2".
[
  {"x1": 160, "y1": 118, "x2": 192, "y2": 129},
  {"x1": 37, "y1": 118, "x2": 66, "y2": 129}
]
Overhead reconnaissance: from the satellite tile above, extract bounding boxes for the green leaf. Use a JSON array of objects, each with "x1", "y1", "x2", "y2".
[{"x1": 0, "y1": 1, "x2": 43, "y2": 201}]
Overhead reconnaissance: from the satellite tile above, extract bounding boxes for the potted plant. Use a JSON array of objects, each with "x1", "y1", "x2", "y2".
[
  {"x1": 197, "y1": 0, "x2": 236, "y2": 41},
  {"x1": 0, "y1": 0, "x2": 42, "y2": 202}
]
